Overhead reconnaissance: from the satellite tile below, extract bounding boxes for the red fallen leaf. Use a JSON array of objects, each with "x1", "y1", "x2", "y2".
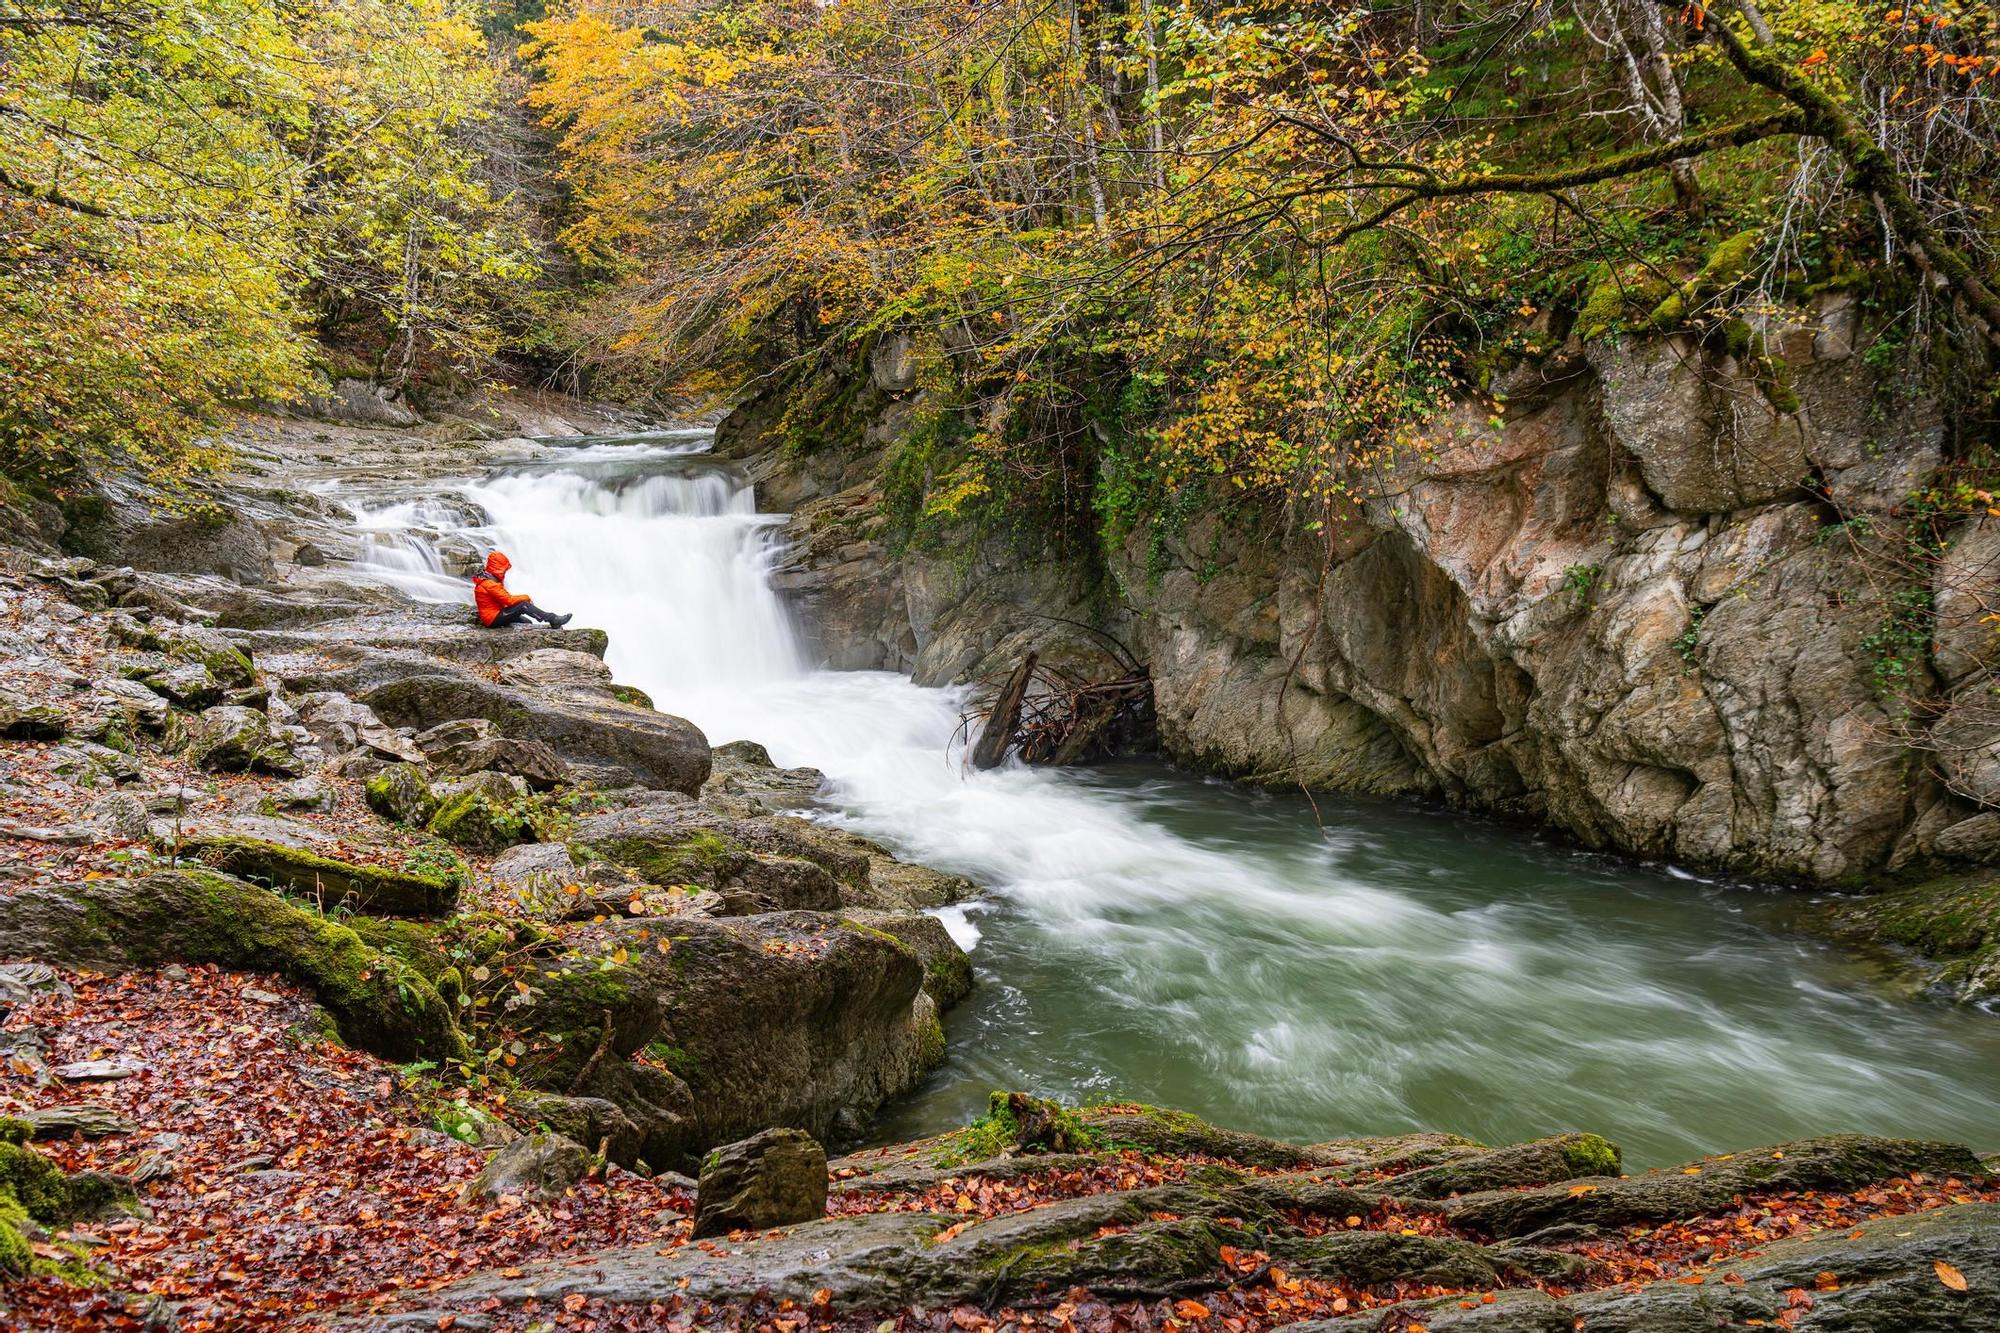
[
  {"x1": 563, "y1": 1293, "x2": 588, "y2": 1312},
  {"x1": 1815, "y1": 1271, "x2": 1840, "y2": 1290},
  {"x1": 1173, "y1": 1299, "x2": 1211, "y2": 1319}
]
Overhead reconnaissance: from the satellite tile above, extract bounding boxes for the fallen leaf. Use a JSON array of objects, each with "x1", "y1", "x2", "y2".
[{"x1": 1936, "y1": 1259, "x2": 1968, "y2": 1291}]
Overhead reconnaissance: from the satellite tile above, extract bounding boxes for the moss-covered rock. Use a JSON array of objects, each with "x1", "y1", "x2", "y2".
[
  {"x1": 1814, "y1": 870, "x2": 2000, "y2": 1005},
  {"x1": 1392, "y1": 1132, "x2": 1621, "y2": 1199},
  {"x1": 1575, "y1": 262, "x2": 1675, "y2": 341},
  {"x1": 1444, "y1": 1135, "x2": 1985, "y2": 1238},
  {"x1": 843, "y1": 911, "x2": 971, "y2": 1009},
  {"x1": 0, "y1": 1140, "x2": 136, "y2": 1232},
  {"x1": 0, "y1": 689, "x2": 66, "y2": 741},
  {"x1": 1080, "y1": 1104, "x2": 1328, "y2": 1169},
  {"x1": 427, "y1": 775, "x2": 534, "y2": 851},
  {"x1": 365, "y1": 763, "x2": 439, "y2": 827},
  {"x1": 0, "y1": 870, "x2": 465, "y2": 1062},
  {"x1": 1649, "y1": 229, "x2": 1763, "y2": 328},
  {"x1": 180, "y1": 834, "x2": 458, "y2": 918},
  {"x1": 181, "y1": 705, "x2": 302, "y2": 776},
  {"x1": 938, "y1": 1093, "x2": 1102, "y2": 1166}
]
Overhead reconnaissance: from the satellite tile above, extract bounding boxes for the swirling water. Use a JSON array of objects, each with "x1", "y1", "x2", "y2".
[{"x1": 349, "y1": 435, "x2": 2000, "y2": 1168}]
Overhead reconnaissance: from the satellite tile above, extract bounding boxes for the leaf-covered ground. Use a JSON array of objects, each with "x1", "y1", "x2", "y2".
[
  {"x1": 1, "y1": 968, "x2": 687, "y2": 1332},
  {"x1": 4, "y1": 966, "x2": 1993, "y2": 1331}
]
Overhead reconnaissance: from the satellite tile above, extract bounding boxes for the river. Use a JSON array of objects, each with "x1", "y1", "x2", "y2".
[{"x1": 346, "y1": 431, "x2": 2000, "y2": 1169}]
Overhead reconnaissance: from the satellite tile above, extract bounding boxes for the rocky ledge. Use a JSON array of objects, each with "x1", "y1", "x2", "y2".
[{"x1": 0, "y1": 398, "x2": 978, "y2": 1196}]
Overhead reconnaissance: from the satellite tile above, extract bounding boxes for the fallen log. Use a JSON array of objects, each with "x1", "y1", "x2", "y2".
[{"x1": 970, "y1": 651, "x2": 1037, "y2": 770}]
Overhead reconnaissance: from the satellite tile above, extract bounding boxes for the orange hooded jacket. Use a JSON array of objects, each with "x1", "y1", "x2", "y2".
[{"x1": 473, "y1": 551, "x2": 532, "y2": 626}]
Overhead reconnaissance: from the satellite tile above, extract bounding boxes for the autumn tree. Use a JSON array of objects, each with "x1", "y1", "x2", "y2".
[{"x1": 0, "y1": 0, "x2": 540, "y2": 489}]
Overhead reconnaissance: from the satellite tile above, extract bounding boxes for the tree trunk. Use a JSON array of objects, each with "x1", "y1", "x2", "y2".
[
  {"x1": 972, "y1": 652, "x2": 1038, "y2": 770},
  {"x1": 1142, "y1": 0, "x2": 1165, "y2": 193}
]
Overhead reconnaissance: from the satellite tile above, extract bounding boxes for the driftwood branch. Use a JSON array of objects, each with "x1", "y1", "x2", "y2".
[{"x1": 963, "y1": 650, "x2": 1153, "y2": 770}]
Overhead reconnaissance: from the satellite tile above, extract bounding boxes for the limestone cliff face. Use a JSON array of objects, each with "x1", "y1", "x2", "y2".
[{"x1": 726, "y1": 306, "x2": 2000, "y2": 884}]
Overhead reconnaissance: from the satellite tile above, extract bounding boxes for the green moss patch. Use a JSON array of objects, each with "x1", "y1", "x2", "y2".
[
  {"x1": 183, "y1": 835, "x2": 459, "y2": 918},
  {"x1": 1814, "y1": 870, "x2": 2000, "y2": 1004},
  {"x1": 937, "y1": 1092, "x2": 1103, "y2": 1166}
]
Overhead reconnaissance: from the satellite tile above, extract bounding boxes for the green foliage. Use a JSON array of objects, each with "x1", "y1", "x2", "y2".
[
  {"x1": 0, "y1": 0, "x2": 539, "y2": 488},
  {"x1": 1563, "y1": 563, "x2": 1603, "y2": 604},
  {"x1": 1675, "y1": 606, "x2": 1705, "y2": 671},
  {"x1": 938, "y1": 1091, "x2": 1102, "y2": 1167}
]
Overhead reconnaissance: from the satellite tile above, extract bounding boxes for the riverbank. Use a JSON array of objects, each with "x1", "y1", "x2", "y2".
[{"x1": 2, "y1": 394, "x2": 1997, "y2": 1329}]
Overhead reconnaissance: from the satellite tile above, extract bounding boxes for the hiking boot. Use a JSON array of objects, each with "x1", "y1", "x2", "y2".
[{"x1": 552, "y1": 612, "x2": 573, "y2": 627}]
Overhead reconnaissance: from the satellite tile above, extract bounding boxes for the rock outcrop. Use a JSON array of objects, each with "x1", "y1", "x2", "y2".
[{"x1": 737, "y1": 308, "x2": 1998, "y2": 894}]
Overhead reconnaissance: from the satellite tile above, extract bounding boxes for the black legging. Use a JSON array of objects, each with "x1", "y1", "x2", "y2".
[{"x1": 491, "y1": 601, "x2": 563, "y2": 627}]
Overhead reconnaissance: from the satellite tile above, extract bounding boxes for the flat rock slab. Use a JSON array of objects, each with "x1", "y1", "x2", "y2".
[
  {"x1": 54, "y1": 1059, "x2": 145, "y2": 1082},
  {"x1": 1346, "y1": 1202, "x2": 2000, "y2": 1333},
  {"x1": 362, "y1": 672, "x2": 709, "y2": 795},
  {"x1": 1442, "y1": 1136, "x2": 1987, "y2": 1238},
  {"x1": 10, "y1": 1105, "x2": 140, "y2": 1139}
]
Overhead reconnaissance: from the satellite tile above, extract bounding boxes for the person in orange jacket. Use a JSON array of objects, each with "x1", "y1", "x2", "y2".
[{"x1": 472, "y1": 551, "x2": 572, "y2": 628}]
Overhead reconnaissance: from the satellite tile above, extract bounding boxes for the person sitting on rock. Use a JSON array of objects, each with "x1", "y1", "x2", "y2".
[{"x1": 473, "y1": 551, "x2": 572, "y2": 628}]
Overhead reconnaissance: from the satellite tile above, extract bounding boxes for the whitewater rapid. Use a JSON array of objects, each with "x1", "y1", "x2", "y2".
[{"x1": 343, "y1": 433, "x2": 2000, "y2": 1167}]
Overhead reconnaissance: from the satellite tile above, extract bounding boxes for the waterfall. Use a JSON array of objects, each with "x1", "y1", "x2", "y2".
[{"x1": 342, "y1": 433, "x2": 2000, "y2": 1168}]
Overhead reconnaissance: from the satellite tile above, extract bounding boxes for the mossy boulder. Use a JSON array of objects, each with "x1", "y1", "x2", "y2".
[
  {"x1": 500, "y1": 912, "x2": 932, "y2": 1167},
  {"x1": 180, "y1": 834, "x2": 458, "y2": 917},
  {"x1": 0, "y1": 1137, "x2": 138, "y2": 1277},
  {"x1": 0, "y1": 1140, "x2": 135, "y2": 1228},
  {"x1": 569, "y1": 805, "x2": 849, "y2": 910},
  {"x1": 941, "y1": 1093, "x2": 1101, "y2": 1166},
  {"x1": 428, "y1": 773, "x2": 534, "y2": 851},
  {"x1": 1443, "y1": 1135, "x2": 1985, "y2": 1238},
  {"x1": 182, "y1": 705, "x2": 302, "y2": 776},
  {"x1": 1575, "y1": 262, "x2": 1675, "y2": 341},
  {"x1": 1648, "y1": 229, "x2": 1764, "y2": 329},
  {"x1": 0, "y1": 689, "x2": 67, "y2": 741},
  {"x1": 842, "y1": 911, "x2": 972, "y2": 1009},
  {"x1": 365, "y1": 763, "x2": 439, "y2": 827},
  {"x1": 1079, "y1": 1104, "x2": 1328, "y2": 1170},
  {"x1": 0, "y1": 869, "x2": 465, "y2": 1062},
  {"x1": 1391, "y1": 1132, "x2": 1620, "y2": 1199}
]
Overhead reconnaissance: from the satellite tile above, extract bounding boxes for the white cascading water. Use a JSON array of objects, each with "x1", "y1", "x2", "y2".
[{"x1": 343, "y1": 434, "x2": 2000, "y2": 1167}]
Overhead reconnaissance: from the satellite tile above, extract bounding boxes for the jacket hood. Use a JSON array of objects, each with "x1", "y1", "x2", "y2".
[{"x1": 483, "y1": 551, "x2": 512, "y2": 578}]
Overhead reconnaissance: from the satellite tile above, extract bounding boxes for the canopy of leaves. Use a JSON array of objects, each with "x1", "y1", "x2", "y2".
[{"x1": 522, "y1": 0, "x2": 1999, "y2": 537}]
